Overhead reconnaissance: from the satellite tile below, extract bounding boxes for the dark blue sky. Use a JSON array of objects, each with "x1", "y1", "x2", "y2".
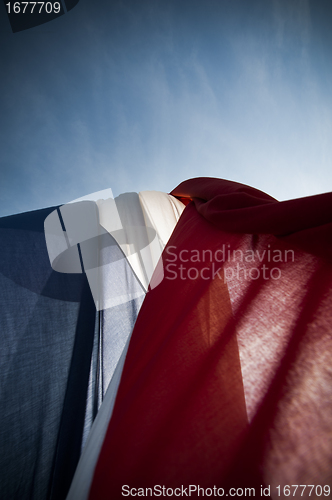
[{"x1": 1, "y1": 0, "x2": 332, "y2": 216}]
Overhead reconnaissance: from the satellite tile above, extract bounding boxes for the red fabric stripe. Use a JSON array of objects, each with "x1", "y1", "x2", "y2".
[
  {"x1": 172, "y1": 178, "x2": 332, "y2": 260},
  {"x1": 89, "y1": 203, "x2": 249, "y2": 498},
  {"x1": 90, "y1": 178, "x2": 332, "y2": 498}
]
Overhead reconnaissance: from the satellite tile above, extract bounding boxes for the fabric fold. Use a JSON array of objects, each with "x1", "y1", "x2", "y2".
[
  {"x1": 66, "y1": 192, "x2": 185, "y2": 500},
  {"x1": 89, "y1": 202, "x2": 249, "y2": 499},
  {"x1": 89, "y1": 178, "x2": 332, "y2": 498}
]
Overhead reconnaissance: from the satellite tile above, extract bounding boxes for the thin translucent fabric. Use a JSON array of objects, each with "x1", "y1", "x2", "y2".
[
  {"x1": 89, "y1": 178, "x2": 332, "y2": 499},
  {"x1": 0, "y1": 191, "x2": 184, "y2": 500},
  {"x1": 66, "y1": 192, "x2": 185, "y2": 500},
  {"x1": 0, "y1": 206, "x2": 97, "y2": 500}
]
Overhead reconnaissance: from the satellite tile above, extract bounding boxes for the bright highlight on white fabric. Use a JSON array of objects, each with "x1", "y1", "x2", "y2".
[
  {"x1": 45, "y1": 190, "x2": 185, "y2": 310},
  {"x1": 65, "y1": 191, "x2": 185, "y2": 500},
  {"x1": 99, "y1": 191, "x2": 185, "y2": 291}
]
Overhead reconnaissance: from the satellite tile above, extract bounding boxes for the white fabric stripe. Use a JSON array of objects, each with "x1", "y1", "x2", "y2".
[
  {"x1": 66, "y1": 192, "x2": 185, "y2": 500},
  {"x1": 139, "y1": 192, "x2": 186, "y2": 247},
  {"x1": 66, "y1": 334, "x2": 132, "y2": 500}
]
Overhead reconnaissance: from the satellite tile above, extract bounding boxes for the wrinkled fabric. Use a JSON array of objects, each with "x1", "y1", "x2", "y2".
[
  {"x1": 89, "y1": 178, "x2": 332, "y2": 499},
  {"x1": 0, "y1": 207, "x2": 95, "y2": 500},
  {"x1": 0, "y1": 204, "x2": 143, "y2": 500},
  {"x1": 0, "y1": 191, "x2": 184, "y2": 500},
  {"x1": 66, "y1": 192, "x2": 185, "y2": 500}
]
